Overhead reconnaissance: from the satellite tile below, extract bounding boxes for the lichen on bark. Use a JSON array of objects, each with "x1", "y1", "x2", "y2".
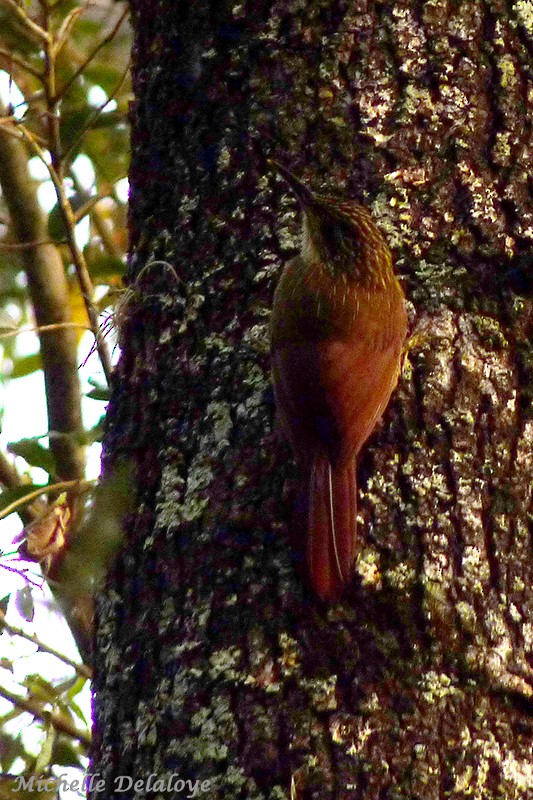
[{"x1": 91, "y1": 1, "x2": 533, "y2": 799}]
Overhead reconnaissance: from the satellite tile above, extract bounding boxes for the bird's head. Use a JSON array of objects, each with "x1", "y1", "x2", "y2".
[{"x1": 268, "y1": 159, "x2": 383, "y2": 277}]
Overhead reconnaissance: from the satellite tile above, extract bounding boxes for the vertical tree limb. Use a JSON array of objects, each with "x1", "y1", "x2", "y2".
[{"x1": 0, "y1": 103, "x2": 85, "y2": 482}]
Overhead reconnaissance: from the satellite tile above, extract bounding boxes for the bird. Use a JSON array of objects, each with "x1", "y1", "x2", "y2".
[{"x1": 269, "y1": 159, "x2": 407, "y2": 601}]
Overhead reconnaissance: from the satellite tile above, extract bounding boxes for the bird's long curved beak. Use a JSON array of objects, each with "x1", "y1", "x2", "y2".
[{"x1": 267, "y1": 159, "x2": 315, "y2": 207}]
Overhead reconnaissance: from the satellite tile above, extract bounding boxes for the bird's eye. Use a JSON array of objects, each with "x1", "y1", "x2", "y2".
[
  {"x1": 320, "y1": 219, "x2": 358, "y2": 261},
  {"x1": 321, "y1": 221, "x2": 342, "y2": 250}
]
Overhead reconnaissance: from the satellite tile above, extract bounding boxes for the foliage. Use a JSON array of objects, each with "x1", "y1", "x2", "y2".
[{"x1": 0, "y1": 0, "x2": 131, "y2": 790}]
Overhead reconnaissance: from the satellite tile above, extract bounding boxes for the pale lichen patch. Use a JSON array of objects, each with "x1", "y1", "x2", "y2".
[
  {"x1": 278, "y1": 632, "x2": 301, "y2": 677},
  {"x1": 514, "y1": 1, "x2": 533, "y2": 35},
  {"x1": 461, "y1": 546, "x2": 491, "y2": 594},
  {"x1": 355, "y1": 548, "x2": 382, "y2": 589},
  {"x1": 301, "y1": 675, "x2": 338, "y2": 712},
  {"x1": 418, "y1": 671, "x2": 461, "y2": 703}
]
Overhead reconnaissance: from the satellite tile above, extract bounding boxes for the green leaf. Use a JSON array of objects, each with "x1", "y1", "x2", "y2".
[
  {"x1": 86, "y1": 387, "x2": 111, "y2": 401},
  {"x1": 83, "y1": 126, "x2": 130, "y2": 184},
  {"x1": 84, "y1": 63, "x2": 127, "y2": 94},
  {"x1": 10, "y1": 352, "x2": 42, "y2": 378},
  {"x1": 0, "y1": 7, "x2": 44, "y2": 56},
  {"x1": 59, "y1": 107, "x2": 94, "y2": 151},
  {"x1": 47, "y1": 191, "x2": 96, "y2": 241},
  {"x1": 53, "y1": 738, "x2": 84, "y2": 768},
  {"x1": 88, "y1": 377, "x2": 106, "y2": 389},
  {"x1": 47, "y1": 204, "x2": 67, "y2": 242},
  {"x1": 0, "y1": 733, "x2": 28, "y2": 772},
  {"x1": 91, "y1": 110, "x2": 126, "y2": 129},
  {"x1": 0, "y1": 309, "x2": 17, "y2": 331},
  {"x1": 65, "y1": 676, "x2": 88, "y2": 700},
  {"x1": 68, "y1": 419, "x2": 105, "y2": 444},
  {"x1": 24, "y1": 674, "x2": 58, "y2": 703},
  {"x1": 0, "y1": 484, "x2": 45, "y2": 516},
  {"x1": 15, "y1": 586, "x2": 34, "y2": 622},
  {"x1": 60, "y1": 107, "x2": 125, "y2": 157},
  {"x1": 34, "y1": 721, "x2": 55, "y2": 775},
  {"x1": 86, "y1": 252, "x2": 125, "y2": 280},
  {"x1": 0, "y1": 594, "x2": 9, "y2": 615},
  {"x1": 8, "y1": 439, "x2": 56, "y2": 476},
  {"x1": 46, "y1": 204, "x2": 76, "y2": 244},
  {"x1": 66, "y1": 699, "x2": 87, "y2": 726}
]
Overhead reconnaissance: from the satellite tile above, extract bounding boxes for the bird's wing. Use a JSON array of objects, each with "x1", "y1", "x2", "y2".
[
  {"x1": 317, "y1": 332, "x2": 403, "y2": 465},
  {"x1": 272, "y1": 286, "x2": 406, "y2": 467}
]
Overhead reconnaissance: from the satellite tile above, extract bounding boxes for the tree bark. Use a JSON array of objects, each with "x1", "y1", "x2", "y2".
[{"x1": 92, "y1": 2, "x2": 533, "y2": 798}]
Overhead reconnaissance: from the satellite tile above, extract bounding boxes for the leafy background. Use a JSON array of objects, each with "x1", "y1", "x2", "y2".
[{"x1": 0, "y1": 0, "x2": 131, "y2": 793}]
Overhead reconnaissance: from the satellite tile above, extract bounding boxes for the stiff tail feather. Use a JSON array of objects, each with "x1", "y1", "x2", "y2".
[{"x1": 307, "y1": 452, "x2": 357, "y2": 601}]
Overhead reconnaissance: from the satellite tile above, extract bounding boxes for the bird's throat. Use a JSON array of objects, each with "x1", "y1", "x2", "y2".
[{"x1": 301, "y1": 216, "x2": 321, "y2": 266}]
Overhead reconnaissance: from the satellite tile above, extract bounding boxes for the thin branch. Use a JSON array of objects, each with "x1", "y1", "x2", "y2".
[
  {"x1": 42, "y1": 3, "x2": 61, "y2": 175},
  {"x1": 0, "y1": 563, "x2": 44, "y2": 588},
  {"x1": 69, "y1": 171, "x2": 122, "y2": 258},
  {"x1": 4, "y1": 118, "x2": 113, "y2": 383},
  {"x1": 0, "y1": 118, "x2": 48, "y2": 147},
  {"x1": 0, "y1": 449, "x2": 23, "y2": 492},
  {"x1": 7, "y1": 90, "x2": 46, "y2": 114},
  {"x1": 0, "y1": 683, "x2": 91, "y2": 746},
  {"x1": 0, "y1": 238, "x2": 62, "y2": 249},
  {"x1": 62, "y1": 58, "x2": 131, "y2": 167},
  {"x1": 56, "y1": 5, "x2": 129, "y2": 101},
  {"x1": 0, "y1": 615, "x2": 92, "y2": 678},
  {"x1": 0, "y1": 48, "x2": 42, "y2": 79},
  {"x1": 0, "y1": 322, "x2": 92, "y2": 340},
  {"x1": 0, "y1": 449, "x2": 46, "y2": 525},
  {"x1": 49, "y1": 174, "x2": 114, "y2": 382},
  {"x1": 0, "y1": 0, "x2": 51, "y2": 43},
  {"x1": 0, "y1": 479, "x2": 93, "y2": 521},
  {"x1": 73, "y1": 192, "x2": 108, "y2": 223},
  {"x1": 52, "y1": 6, "x2": 83, "y2": 58}
]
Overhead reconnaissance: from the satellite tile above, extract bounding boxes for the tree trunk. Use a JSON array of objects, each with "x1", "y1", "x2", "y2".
[{"x1": 91, "y1": 2, "x2": 533, "y2": 798}]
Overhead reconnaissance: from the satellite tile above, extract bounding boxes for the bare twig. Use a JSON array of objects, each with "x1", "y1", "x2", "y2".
[
  {"x1": 52, "y1": 6, "x2": 83, "y2": 58},
  {"x1": 41, "y1": 3, "x2": 62, "y2": 174},
  {"x1": 0, "y1": 322, "x2": 92, "y2": 340},
  {"x1": 70, "y1": 171, "x2": 123, "y2": 258},
  {"x1": 0, "y1": 238, "x2": 62, "y2": 249},
  {"x1": 56, "y1": 5, "x2": 129, "y2": 102},
  {"x1": 61, "y1": 58, "x2": 131, "y2": 168},
  {"x1": 73, "y1": 193, "x2": 108, "y2": 223},
  {"x1": 0, "y1": 48, "x2": 42, "y2": 79},
  {"x1": 0, "y1": 683, "x2": 91, "y2": 746},
  {"x1": 41, "y1": 4, "x2": 111, "y2": 387},
  {"x1": 0, "y1": 479, "x2": 93, "y2": 521},
  {"x1": 0, "y1": 563, "x2": 44, "y2": 588},
  {"x1": 0, "y1": 0, "x2": 51, "y2": 43},
  {"x1": 49, "y1": 173, "x2": 114, "y2": 382},
  {"x1": 4, "y1": 118, "x2": 113, "y2": 383},
  {"x1": 0, "y1": 615, "x2": 92, "y2": 678},
  {"x1": 0, "y1": 118, "x2": 48, "y2": 147}
]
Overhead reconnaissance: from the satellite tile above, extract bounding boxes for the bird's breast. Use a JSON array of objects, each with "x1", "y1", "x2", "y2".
[{"x1": 271, "y1": 255, "x2": 405, "y2": 351}]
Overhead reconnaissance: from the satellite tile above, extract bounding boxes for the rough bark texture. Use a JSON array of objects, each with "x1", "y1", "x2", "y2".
[{"x1": 92, "y1": 2, "x2": 533, "y2": 799}]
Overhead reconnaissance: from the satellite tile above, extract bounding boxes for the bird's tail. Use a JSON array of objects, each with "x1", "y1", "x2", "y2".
[{"x1": 307, "y1": 451, "x2": 357, "y2": 601}]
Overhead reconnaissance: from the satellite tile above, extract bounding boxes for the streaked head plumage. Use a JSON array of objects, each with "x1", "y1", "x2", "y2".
[{"x1": 269, "y1": 159, "x2": 390, "y2": 279}]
